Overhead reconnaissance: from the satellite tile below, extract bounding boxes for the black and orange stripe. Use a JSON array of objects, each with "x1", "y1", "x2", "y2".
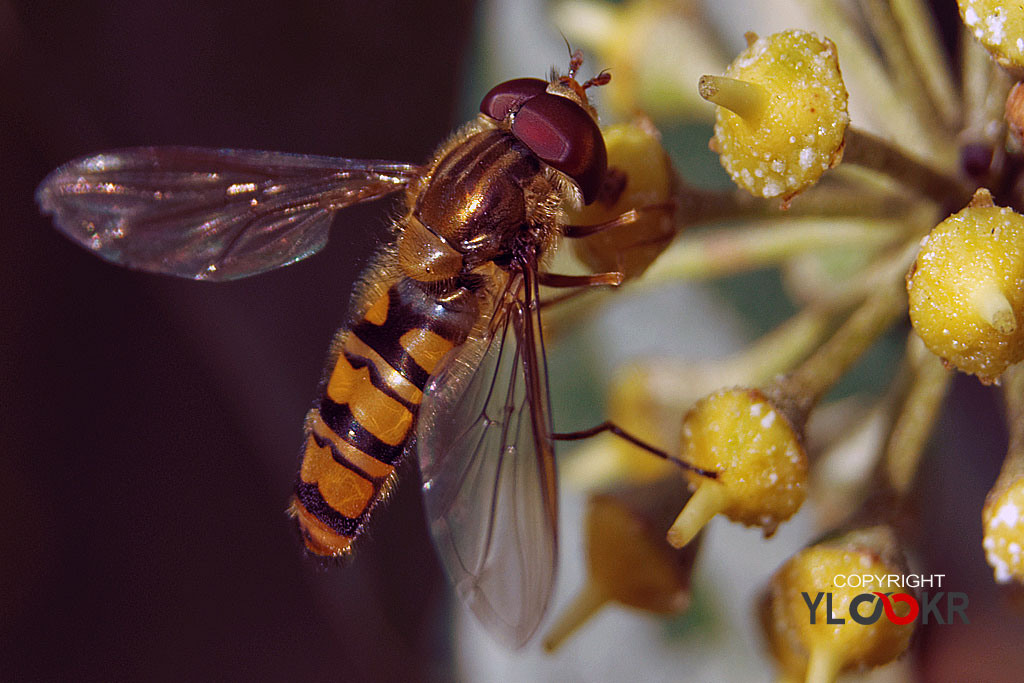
[
  {"x1": 290, "y1": 276, "x2": 478, "y2": 556},
  {"x1": 291, "y1": 124, "x2": 553, "y2": 557}
]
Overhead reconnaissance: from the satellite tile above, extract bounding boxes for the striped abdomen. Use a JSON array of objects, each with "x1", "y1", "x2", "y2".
[{"x1": 290, "y1": 276, "x2": 478, "y2": 556}]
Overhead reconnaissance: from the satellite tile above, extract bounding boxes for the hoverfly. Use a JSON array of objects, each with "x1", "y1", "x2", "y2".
[{"x1": 36, "y1": 52, "x2": 711, "y2": 647}]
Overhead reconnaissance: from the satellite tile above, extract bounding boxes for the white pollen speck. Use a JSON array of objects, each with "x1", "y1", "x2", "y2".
[
  {"x1": 993, "y1": 501, "x2": 1021, "y2": 528},
  {"x1": 799, "y1": 147, "x2": 815, "y2": 170},
  {"x1": 987, "y1": 14, "x2": 1007, "y2": 43},
  {"x1": 988, "y1": 550, "x2": 1012, "y2": 583},
  {"x1": 750, "y1": 403, "x2": 763, "y2": 417},
  {"x1": 760, "y1": 411, "x2": 777, "y2": 429}
]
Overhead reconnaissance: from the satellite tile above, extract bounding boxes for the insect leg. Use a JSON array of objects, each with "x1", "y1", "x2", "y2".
[
  {"x1": 562, "y1": 201, "x2": 676, "y2": 238},
  {"x1": 537, "y1": 272, "x2": 623, "y2": 288},
  {"x1": 537, "y1": 272, "x2": 623, "y2": 311},
  {"x1": 552, "y1": 422, "x2": 719, "y2": 479}
]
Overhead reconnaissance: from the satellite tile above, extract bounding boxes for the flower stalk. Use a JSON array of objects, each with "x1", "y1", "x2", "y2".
[
  {"x1": 883, "y1": 333, "x2": 953, "y2": 494},
  {"x1": 891, "y1": 0, "x2": 962, "y2": 127},
  {"x1": 770, "y1": 276, "x2": 908, "y2": 427},
  {"x1": 842, "y1": 127, "x2": 973, "y2": 208}
]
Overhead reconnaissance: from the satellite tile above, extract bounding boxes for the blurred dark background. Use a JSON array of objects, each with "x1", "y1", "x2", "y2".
[
  {"x1": 1, "y1": 1, "x2": 475, "y2": 680},
  {"x1": 4, "y1": 1, "x2": 1024, "y2": 681}
]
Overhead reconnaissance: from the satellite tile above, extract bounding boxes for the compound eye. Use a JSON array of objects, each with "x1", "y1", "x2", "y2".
[
  {"x1": 511, "y1": 93, "x2": 607, "y2": 204},
  {"x1": 479, "y1": 78, "x2": 549, "y2": 122}
]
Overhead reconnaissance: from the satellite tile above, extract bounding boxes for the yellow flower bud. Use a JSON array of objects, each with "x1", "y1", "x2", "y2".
[
  {"x1": 958, "y1": 1, "x2": 1024, "y2": 75},
  {"x1": 907, "y1": 189, "x2": 1024, "y2": 383},
  {"x1": 667, "y1": 387, "x2": 807, "y2": 548},
  {"x1": 764, "y1": 527, "x2": 914, "y2": 681},
  {"x1": 569, "y1": 119, "x2": 677, "y2": 281},
  {"x1": 705, "y1": 30, "x2": 849, "y2": 202},
  {"x1": 543, "y1": 477, "x2": 700, "y2": 651}
]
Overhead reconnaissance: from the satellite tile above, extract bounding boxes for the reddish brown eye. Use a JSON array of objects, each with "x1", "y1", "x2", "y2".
[
  {"x1": 511, "y1": 93, "x2": 607, "y2": 204},
  {"x1": 479, "y1": 78, "x2": 549, "y2": 122}
]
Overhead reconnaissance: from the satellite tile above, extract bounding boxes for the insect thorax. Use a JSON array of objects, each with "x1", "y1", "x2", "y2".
[{"x1": 410, "y1": 126, "x2": 564, "y2": 271}]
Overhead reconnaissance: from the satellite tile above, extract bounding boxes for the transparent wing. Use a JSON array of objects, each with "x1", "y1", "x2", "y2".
[
  {"x1": 35, "y1": 147, "x2": 420, "y2": 280},
  {"x1": 417, "y1": 274, "x2": 557, "y2": 648}
]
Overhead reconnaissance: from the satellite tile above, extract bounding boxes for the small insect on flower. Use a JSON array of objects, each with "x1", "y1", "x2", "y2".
[{"x1": 35, "y1": 51, "x2": 712, "y2": 648}]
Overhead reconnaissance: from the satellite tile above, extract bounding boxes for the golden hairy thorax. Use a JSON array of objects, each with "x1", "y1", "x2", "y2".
[{"x1": 396, "y1": 118, "x2": 569, "y2": 284}]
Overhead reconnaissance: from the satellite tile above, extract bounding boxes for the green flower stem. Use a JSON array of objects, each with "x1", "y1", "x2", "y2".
[
  {"x1": 813, "y1": 397, "x2": 896, "y2": 529},
  {"x1": 816, "y1": 237, "x2": 921, "y2": 308},
  {"x1": 843, "y1": 127, "x2": 974, "y2": 207},
  {"x1": 961, "y1": 30, "x2": 1013, "y2": 146},
  {"x1": 891, "y1": 0, "x2": 962, "y2": 128},
  {"x1": 719, "y1": 306, "x2": 837, "y2": 385},
  {"x1": 674, "y1": 178, "x2": 926, "y2": 231},
  {"x1": 770, "y1": 275, "x2": 908, "y2": 427},
  {"x1": 788, "y1": 173, "x2": 930, "y2": 219},
  {"x1": 641, "y1": 217, "x2": 905, "y2": 284},
  {"x1": 629, "y1": 305, "x2": 836, "y2": 412},
  {"x1": 861, "y1": 0, "x2": 944, "y2": 135},
  {"x1": 884, "y1": 333, "x2": 953, "y2": 494}
]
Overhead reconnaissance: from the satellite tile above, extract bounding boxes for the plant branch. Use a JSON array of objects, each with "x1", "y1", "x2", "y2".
[
  {"x1": 843, "y1": 127, "x2": 974, "y2": 208},
  {"x1": 890, "y1": 0, "x2": 961, "y2": 128}
]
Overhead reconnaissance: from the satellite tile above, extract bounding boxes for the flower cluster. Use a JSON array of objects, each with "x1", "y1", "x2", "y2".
[{"x1": 539, "y1": 0, "x2": 1024, "y2": 678}]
